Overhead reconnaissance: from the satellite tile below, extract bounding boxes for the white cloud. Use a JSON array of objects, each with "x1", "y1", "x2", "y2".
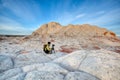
[
  {"x1": 1, "y1": 0, "x2": 37, "y2": 21},
  {"x1": 0, "y1": 16, "x2": 22, "y2": 26},
  {"x1": 85, "y1": 9, "x2": 120, "y2": 26},
  {"x1": 76, "y1": 14, "x2": 86, "y2": 19},
  {"x1": 57, "y1": 12, "x2": 86, "y2": 25},
  {"x1": 0, "y1": 16, "x2": 34, "y2": 35}
]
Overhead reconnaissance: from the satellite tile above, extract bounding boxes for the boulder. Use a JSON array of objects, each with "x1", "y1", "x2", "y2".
[
  {"x1": 53, "y1": 50, "x2": 88, "y2": 71},
  {"x1": 6, "y1": 73, "x2": 26, "y2": 80},
  {"x1": 65, "y1": 71, "x2": 100, "y2": 80},
  {"x1": 0, "y1": 68, "x2": 22, "y2": 80},
  {"x1": 53, "y1": 50, "x2": 120, "y2": 80},
  {"x1": 14, "y1": 52, "x2": 51, "y2": 67},
  {"x1": 79, "y1": 50, "x2": 120, "y2": 80},
  {"x1": 24, "y1": 71, "x2": 64, "y2": 80},
  {"x1": 0, "y1": 55, "x2": 14, "y2": 72}
]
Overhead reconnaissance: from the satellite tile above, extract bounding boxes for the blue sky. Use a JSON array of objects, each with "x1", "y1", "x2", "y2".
[{"x1": 0, "y1": 0, "x2": 120, "y2": 35}]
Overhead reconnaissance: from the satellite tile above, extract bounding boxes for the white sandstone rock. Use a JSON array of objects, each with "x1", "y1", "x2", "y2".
[
  {"x1": 46, "y1": 52, "x2": 66, "y2": 60},
  {"x1": 65, "y1": 71, "x2": 100, "y2": 80},
  {"x1": 0, "y1": 55, "x2": 14, "y2": 72},
  {"x1": 53, "y1": 50, "x2": 88, "y2": 71},
  {"x1": 79, "y1": 50, "x2": 120, "y2": 80},
  {"x1": 0, "y1": 68, "x2": 22, "y2": 80},
  {"x1": 53, "y1": 50, "x2": 120, "y2": 80},
  {"x1": 6, "y1": 73, "x2": 26, "y2": 80},
  {"x1": 14, "y1": 52, "x2": 51, "y2": 67},
  {"x1": 22, "y1": 63, "x2": 68, "y2": 74},
  {"x1": 24, "y1": 71, "x2": 64, "y2": 80}
]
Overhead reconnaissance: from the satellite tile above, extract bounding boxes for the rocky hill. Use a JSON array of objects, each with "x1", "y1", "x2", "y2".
[
  {"x1": 25, "y1": 22, "x2": 120, "y2": 53},
  {"x1": 31, "y1": 22, "x2": 116, "y2": 39}
]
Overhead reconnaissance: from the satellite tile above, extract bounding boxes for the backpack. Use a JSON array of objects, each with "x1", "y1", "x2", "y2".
[
  {"x1": 43, "y1": 44, "x2": 49, "y2": 53},
  {"x1": 43, "y1": 44, "x2": 47, "y2": 52}
]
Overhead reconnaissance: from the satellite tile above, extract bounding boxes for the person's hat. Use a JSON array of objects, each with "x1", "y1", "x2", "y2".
[{"x1": 48, "y1": 42, "x2": 51, "y2": 44}]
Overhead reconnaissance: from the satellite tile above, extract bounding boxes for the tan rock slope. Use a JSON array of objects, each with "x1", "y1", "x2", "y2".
[
  {"x1": 32, "y1": 22, "x2": 116, "y2": 38},
  {"x1": 32, "y1": 22, "x2": 62, "y2": 37}
]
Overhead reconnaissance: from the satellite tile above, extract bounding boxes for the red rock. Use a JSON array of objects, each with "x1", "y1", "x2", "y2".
[
  {"x1": 93, "y1": 46, "x2": 101, "y2": 50},
  {"x1": 60, "y1": 45, "x2": 78, "y2": 53},
  {"x1": 50, "y1": 39, "x2": 55, "y2": 42}
]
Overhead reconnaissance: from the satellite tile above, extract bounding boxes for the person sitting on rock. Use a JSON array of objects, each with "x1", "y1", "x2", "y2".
[
  {"x1": 43, "y1": 42, "x2": 51, "y2": 54},
  {"x1": 50, "y1": 44, "x2": 55, "y2": 54}
]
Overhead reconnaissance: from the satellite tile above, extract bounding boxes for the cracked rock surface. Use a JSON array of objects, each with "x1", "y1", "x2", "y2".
[{"x1": 0, "y1": 37, "x2": 120, "y2": 80}]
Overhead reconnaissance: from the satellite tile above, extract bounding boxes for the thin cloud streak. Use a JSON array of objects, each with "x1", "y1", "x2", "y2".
[
  {"x1": 85, "y1": 9, "x2": 120, "y2": 26},
  {"x1": 1, "y1": 0, "x2": 39, "y2": 21},
  {"x1": 76, "y1": 13, "x2": 86, "y2": 19}
]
